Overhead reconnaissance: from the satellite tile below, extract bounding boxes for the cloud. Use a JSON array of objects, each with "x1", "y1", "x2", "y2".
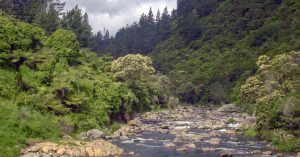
[{"x1": 64, "y1": 0, "x2": 177, "y2": 35}]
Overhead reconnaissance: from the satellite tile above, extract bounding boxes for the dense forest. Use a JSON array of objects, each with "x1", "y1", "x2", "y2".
[{"x1": 0, "y1": 0, "x2": 299, "y2": 156}]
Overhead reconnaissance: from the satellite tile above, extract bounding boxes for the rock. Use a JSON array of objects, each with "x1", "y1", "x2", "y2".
[
  {"x1": 119, "y1": 136, "x2": 129, "y2": 141},
  {"x1": 21, "y1": 140, "x2": 123, "y2": 157},
  {"x1": 63, "y1": 134, "x2": 73, "y2": 140},
  {"x1": 217, "y1": 104, "x2": 239, "y2": 113},
  {"x1": 56, "y1": 147, "x2": 66, "y2": 155},
  {"x1": 276, "y1": 153, "x2": 284, "y2": 157},
  {"x1": 161, "y1": 125, "x2": 169, "y2": 129},
  {"x1": 208, "y1": 138, "x2": 221, "y2": 145},
  {"x1": 164, "y1": 142, "x2": 176, "y2": 148},
  {"x1": 86, "y1": 129, "x2": 105, "y2": 140},
  {"x1": 262, "y1": 151, "x2": 273, "y2": 155},
  {"x1": 79, "y1": 132, "x2": 88, "y2": 140},
  {"x1": 85, "y1": 147, "x2": 95, "y2": 157},
  {"x1": 128, "y1": 119, "x2": 142, "y2": 127},
  {"x1": 197, "y1": 120, "x2": 226, "y2": 130},
  {"x1": 252, "y1": 150, "x2": 262, "y2": 154},
  {"x1": 202, "y1": 147, "x2": 215, "y2": 152},
  {"x1": 219, "y1": 150, "x2": 233, "y2": 157},
  {"x1": 176, "y1": 143, "x2": 196, "y2": 152},
  {"x1": 21, "y1": 153, "x2": 40, "y2": 157},
  {"x1": 184, "y1": 143, "x2": 197, "y2": 149},
  {"x1": 176, "y1": 147, "x2": 188, "y2": 152},
  {"x1": 128, "y1": 152, "x2": 135, "y2": 155}
]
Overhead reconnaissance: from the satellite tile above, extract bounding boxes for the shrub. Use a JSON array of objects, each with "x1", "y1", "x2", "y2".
[{"x1": 46, "y1": 29, "x2": 80, "y2": 63}]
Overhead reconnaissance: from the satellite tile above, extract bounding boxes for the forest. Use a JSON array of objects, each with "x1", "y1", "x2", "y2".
[{"x1": 0, "y1": 0, "x2": 299, "y2": 156}]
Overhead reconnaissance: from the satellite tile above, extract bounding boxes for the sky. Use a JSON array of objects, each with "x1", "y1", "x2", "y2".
[{"x1": 64, "y1": 0, "x2": 177, "y2": 35}]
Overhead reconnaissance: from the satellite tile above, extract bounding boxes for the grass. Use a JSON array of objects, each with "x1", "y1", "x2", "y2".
[
  {"x1": 243, "y1": 127, "x2": 258, "y2": 138},
  {"x1": 260, "y1": 129, "x2": 300, "y2": 152},
  {"x1": 0, "y1": 98, "x2": 62, "y2": 157}
]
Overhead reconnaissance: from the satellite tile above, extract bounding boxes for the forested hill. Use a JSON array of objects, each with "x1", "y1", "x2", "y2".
[{"x1": 95, "y1": 0, "x2": 299, "y2": 104}]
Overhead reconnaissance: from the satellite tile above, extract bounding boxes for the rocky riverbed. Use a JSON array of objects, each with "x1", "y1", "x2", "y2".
[
  {"x1": 21, "y1": 105, "x2": 299, "y2": 157},
  {"x1": 111, "y1": 105, "x2": 297, "y2": 157}
]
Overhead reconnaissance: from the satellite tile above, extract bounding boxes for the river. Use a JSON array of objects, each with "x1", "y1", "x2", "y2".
[{"x1": 111, "y1": 106, "x2": 292, "y2": 157}]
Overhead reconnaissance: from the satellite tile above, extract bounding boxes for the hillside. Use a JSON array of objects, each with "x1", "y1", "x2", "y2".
[
  {"x1": 152, "y1": 0, "x2": 299, "y2": 103},
  {"x1": 0, "y1": 13, "x2": 170, "y2": 156},
  {"x1": 0, "y1": 0, "x2": 299, "y2": 156}
]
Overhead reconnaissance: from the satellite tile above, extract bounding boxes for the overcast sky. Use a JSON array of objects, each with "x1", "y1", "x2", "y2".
[{"x1": 64, "y1": 0, "x2": 177, "y2": 35}]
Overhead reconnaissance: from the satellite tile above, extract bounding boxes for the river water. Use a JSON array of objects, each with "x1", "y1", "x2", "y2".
[{"x1": 111, "y1": 108, "x2": 283, "y2": 157}]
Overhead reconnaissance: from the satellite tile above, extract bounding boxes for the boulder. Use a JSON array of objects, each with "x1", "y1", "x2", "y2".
[
  {"x1": 164, "y1": 142, "x2": 176, "y2": 148},
  {"x1": 202, "y1": 147, "x2": 215, "y2": 152},
  {"x1": 176, "y1": 143, "x2": 196, "y2": 152},
  {"x1": 86, "y1": 129, "x2": 105, "y2": 140},
  {"x1": 208, "y1": 138, "x2": 221, "y2": 145},
  {"x1": 262, "y1": 151, "x2": 273, "y2": 155},
  {"x1": 217, "y1": 104, "x2": 239, "y2": 113},
  {"x1": 128, "y1": 119, "x2": 142, "y2": 127},
  {"x1": 219, "y1": 150, "x2": 233, "y2": 157},
  {"x1": 21, "y1": 140, "x2": 123, "y2": 157}
]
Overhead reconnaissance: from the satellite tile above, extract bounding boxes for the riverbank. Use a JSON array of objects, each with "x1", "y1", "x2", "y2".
[{"x1": 21, "y1": 105, "x2": 299, "y2": 157}]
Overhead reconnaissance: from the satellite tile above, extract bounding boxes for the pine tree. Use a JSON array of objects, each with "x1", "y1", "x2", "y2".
[
  {"x1": 160, "y1": 7, "x2": 171, "y2": 40},
  {"x1": 171, "y1": 8, "x2": 177, "y2": 20},
  {"x1": 35, "y1": 3, "x2": 60, "y2": 35},
  {"x1": 155, "y1": 9, "x2": 161, "y2": 23},
  {"x1": 79, "y1": 13, "x2": 93, "y2": 47},
  {"x1": 61, "y1": 6, "x2": 93, "y2": 48}
]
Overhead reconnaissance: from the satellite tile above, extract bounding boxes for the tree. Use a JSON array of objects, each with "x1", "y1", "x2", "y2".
[
  {"x1": 111, "y1": 54, "x2": 155, "y2": 83},
  {"x1": 61, "y1": 5, "x2": 93, "y2": 48},
  {"x1": 46, "y1": 29, "x2": 80, "y2": 64},
  {"x1": 160, "y1": 7, "x2": 172, "y2": 40},
  {"x1": 155, "y1": 9, "x2": 161, "y2": 23},
  {"x1": 79, "y1": 13, "x2": 93, "y2": 47},
  {"x1": 241, "y1": 51, "x2": 300, "y2": 130},
  {"x1": 35, "y1": 3, "x2": 60, "y2": 35}
]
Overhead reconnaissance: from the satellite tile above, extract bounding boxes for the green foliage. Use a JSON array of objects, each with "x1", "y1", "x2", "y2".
[
  {"x1": 240, "y1": 52, "x2": 300, "y2": 152},
  {"x1": 0, "y1": 14, "x2": 44, "y2": 54},
  {"x1": 61, "y1": 6, "x2": 93, "y2": 48},
  {"x1": 260, "y1": 129, "x2": 300, "y2": 152},
  {"x1": 46, "y1": 29, "x2": 80, "y2": 63},
  {"x1": 111, "y1": 54, "x2": 172, "y2": 112},
  {"x1": 111, "y1": 54, "x2": 155, "y2": 83},
  {"x1": 0, "y1": 14, "x2": 164, "y2": 156},
  {"x1": 0, "y1": 99, "x2": 61, "y2": 157},
  {"x1": 243, "y1": 127, "x2": 258, "y2": 138}
]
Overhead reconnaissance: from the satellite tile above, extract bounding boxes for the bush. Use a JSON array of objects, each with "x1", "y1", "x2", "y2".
[
  {"x1": 46, "y1": 29, "x2": 80, "y2": 63},
  {"x1": 260, "y1": 129, "x2": 300, "y2": 152}
]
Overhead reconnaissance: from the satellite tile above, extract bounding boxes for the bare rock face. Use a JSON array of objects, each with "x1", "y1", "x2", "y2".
[{"x1": 21, "y1": 140, "x2": 123, "y2": 157}]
